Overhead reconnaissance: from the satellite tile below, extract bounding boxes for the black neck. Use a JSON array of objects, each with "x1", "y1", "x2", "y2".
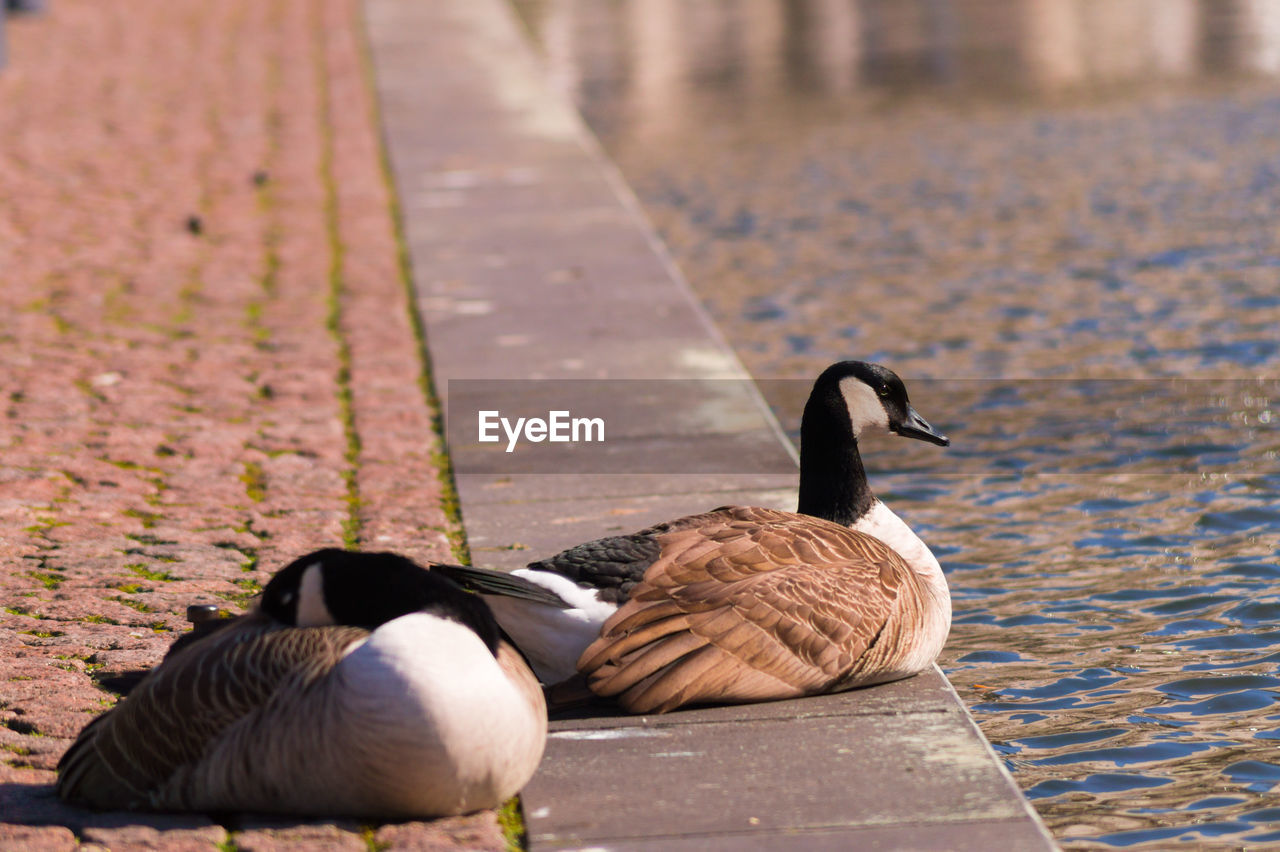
[{"x1": 797, "y1": 395, "x2": 875, "y2": 526}]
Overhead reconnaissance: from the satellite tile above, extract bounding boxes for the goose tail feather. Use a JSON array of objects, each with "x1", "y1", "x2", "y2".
[{"x1": 430, "y1": 564, "x2": 571, "y2": 608}]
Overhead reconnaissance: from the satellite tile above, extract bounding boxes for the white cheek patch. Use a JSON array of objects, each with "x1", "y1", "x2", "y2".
[
  {"x1": 839, "y1": 376, "x2": 890, "y2": 437},
  {"x1": 295, "y1": 563, "x2": 336, "y2": 626}
]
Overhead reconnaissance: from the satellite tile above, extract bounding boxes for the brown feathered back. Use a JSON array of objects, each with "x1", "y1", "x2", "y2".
[{"x1": 577, "y1": 506, "x2": 940, "y2": 713}]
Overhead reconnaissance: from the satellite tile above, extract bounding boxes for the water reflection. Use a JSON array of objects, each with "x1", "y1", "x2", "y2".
[
  {"x1": 514, "y1": 0, "x2": 1280, "y2": 847},
  {"x1": 521, "y1": 0, "x2": 1280, "y2": 141}
]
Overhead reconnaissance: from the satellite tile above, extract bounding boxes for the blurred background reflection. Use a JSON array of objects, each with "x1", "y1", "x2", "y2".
[{"x1": 514, "y1": 1, "x2": 1280, "y2": 847}]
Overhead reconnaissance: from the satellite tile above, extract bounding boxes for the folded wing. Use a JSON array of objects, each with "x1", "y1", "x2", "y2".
[
  {"x1": 57, "y1": 612, "x2": 367, "y2": 810},
  {"x1": 578, "y1": 506, "x2": 918, "y2": 713}
]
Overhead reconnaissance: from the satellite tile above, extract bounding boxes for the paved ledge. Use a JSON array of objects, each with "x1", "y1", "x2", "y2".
[{"x1": 363, "y1": 0, "x2": 1056, "y2": 848}]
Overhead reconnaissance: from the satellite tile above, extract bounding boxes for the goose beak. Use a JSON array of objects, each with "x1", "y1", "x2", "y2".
[{"x1": 893, "y1": 405, "x2": 950, "y2": 446}]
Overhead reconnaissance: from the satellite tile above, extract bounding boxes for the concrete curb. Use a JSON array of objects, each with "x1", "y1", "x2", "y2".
[{"x1": 363, "y1": 0, "x2": 1057, "y2": 848}]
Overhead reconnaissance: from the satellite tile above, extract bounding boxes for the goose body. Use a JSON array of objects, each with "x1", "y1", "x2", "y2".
[
  {"x1": 57, "y1": 551, "x2": 547, "y2": 817},
  {"x1": 437, "y1": 361, "x2": 952, "y2": 713}
]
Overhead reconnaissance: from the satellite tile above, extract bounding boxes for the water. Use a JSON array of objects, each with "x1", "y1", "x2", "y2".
[{"x1": 513, "y1": 1, "x2": 1280, "y2": 846}]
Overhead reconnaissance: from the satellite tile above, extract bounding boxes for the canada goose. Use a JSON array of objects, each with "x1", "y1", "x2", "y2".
[
  {"x1": 435, "y1": 360, "x2": 951, "y2": 714},
  {"x1": 57, "y1": 550, "x2": 547, "y2": 818}
]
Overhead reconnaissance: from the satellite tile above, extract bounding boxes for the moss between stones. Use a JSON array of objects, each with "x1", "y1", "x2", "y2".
[
  {"x1": 126, "y1": 563, "x2": 176, "y2": 582},
  {"x1": 314, "y1": 3, "x2": 363, "y2": 552},
  {"x1": 240, "y1": 460, "x2": 267, "y2": 503}
]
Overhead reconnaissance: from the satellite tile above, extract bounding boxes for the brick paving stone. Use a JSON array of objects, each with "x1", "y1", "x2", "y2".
[
  {"x1": 79, "y1": 822, "x2": 228, "y2": 852},
  {"x1": 234, "y1": 818, "x2": 367, "y2": 852},
  {"x1": 0, "y1": 768, "x2": 225, "y2": 847},
  {"x1": 0, "y1": 0, "x2": 478, "y2": 847},
  {"x1": 374, "y1": 814, "x2": 507, "y2": 850},
  {"x1": 0, "y1": 824, "x2": 79, "y2": 852}
]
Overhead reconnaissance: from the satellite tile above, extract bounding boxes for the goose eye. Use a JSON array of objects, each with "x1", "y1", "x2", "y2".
[
  {"x1": 877, "y1": 386, "x2": 891, "y2": 398},
  {"x1": 279, "y1": 591, "x2": 295, "y2": 606}
]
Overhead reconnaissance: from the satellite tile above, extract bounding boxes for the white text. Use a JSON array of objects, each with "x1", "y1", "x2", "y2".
[{"x1": 478, "y1": 410, "x2": 605, "y2": 452}]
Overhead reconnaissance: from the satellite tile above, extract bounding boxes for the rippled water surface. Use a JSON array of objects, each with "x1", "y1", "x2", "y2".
[{"x1": 514, "y1": 1, "x2": 1280, "y2": 846}]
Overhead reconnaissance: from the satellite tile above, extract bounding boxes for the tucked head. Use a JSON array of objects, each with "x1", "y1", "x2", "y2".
[
  {"x1": 260, "y1": 549, "x2": 501, "y2": 654},
  {"x1": 808, "y1": 361, "x2": 949, "y2": 446}
]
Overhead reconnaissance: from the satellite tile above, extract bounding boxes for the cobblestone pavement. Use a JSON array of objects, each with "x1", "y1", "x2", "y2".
[{"x1": 0, "y1": 1, "x2": 502, "y2": 848}]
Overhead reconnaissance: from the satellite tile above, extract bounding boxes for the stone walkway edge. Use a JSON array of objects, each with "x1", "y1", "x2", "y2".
[{"x1": 364, "y1": 0, "x2": 1057, "y2": 850}]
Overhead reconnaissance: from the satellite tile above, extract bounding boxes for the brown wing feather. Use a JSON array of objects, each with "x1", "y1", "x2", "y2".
[
  {"x1": 57, "y1": 611, "x2": 368, "y2": 810},
  {"x1": 578, "y1": 506, "x2": 924, "y2": 713}
]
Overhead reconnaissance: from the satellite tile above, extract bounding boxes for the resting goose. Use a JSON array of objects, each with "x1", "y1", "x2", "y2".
[
  {"x1": 57, "y1": 550, "x2": 547, "y2": 817},
  {"x1": 436, "y1": 360, "x2": 952, "y2": 714}
]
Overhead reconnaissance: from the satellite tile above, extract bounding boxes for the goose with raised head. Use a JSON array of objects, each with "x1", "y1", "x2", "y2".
[
  {"x1": 57, "y1": 549, "x2": 547, "y2": 817},
  {"x1": 435, "y1": 360, "x2": 952, "y2": 714}
]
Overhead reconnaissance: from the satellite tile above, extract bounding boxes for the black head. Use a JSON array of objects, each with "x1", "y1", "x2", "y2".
[
  {"x1": 260, "y1": 549, "x2": 502, "y2": 655},
  {"x1": 807, "y1": 361, "x2": 949, "y2": 447},
  {"x1": 798, "y1": 361, "x2": 949, "y2": 525}
]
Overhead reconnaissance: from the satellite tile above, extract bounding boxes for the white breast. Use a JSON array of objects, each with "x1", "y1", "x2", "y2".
[
  {"x1": 852, "y1": 501, "x2": 941, "y2": 576},
  {"x1": 851, "y1": 500, "x2": 952, "y2": 668},
  {"x1": 331, "y1": 613, "x2": 545, "y2": 815}
]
